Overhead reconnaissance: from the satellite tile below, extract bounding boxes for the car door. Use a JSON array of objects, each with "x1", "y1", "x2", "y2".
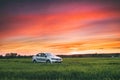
[
  {"x1": 39, "y1": 53, "x2": 47, "y2": 62},
  {"x1": 35, "y1": 54, "x2": 42, "y2": 62}
]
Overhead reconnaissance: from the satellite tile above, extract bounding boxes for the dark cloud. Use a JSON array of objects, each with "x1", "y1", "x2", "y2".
[
  {"x1": 112, "y1": 47, "x2": 120, "y2": 49},
  {"x1": 1, "y1": 0, "x2": 120, "y2": 3},
  {"x1": 1, "y1": 0, "x2": 120, "y2": 15},
  {"x1": 92, "y1": 18, "x2": 120, "y2": 25},
  {"x1": 115, "y1": 38, "x2": 120, "y2": 41},
  {"x1": 99, "y1": 48, "x2": 104, "y2": 49},
  {"x1": 79, "y1": 18, "x2": 120, "y2": 29}
]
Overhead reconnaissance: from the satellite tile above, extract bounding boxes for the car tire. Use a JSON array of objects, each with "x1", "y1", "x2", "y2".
[
  {"x1": 46, "y1": 60, "x2": 51, "y2": 63},
  {"x1": 33, "y1": 60, "x2": 37, "y2": 63}
]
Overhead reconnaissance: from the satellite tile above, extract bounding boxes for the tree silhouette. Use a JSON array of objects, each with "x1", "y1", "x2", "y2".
[{"x1": 5, "y1": 53, "x2": 18, "y2": 58}]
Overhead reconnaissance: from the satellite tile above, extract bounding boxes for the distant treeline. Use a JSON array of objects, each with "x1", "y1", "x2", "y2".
[
  {"x1": 57, "y1": 53, "x2": 120, "y2": 58},
  {"x1": 0, "y1": 53, "x2": 120, "y2": 59},
  {"x1": 0, "y1": 53, "x2": 32, "y2": 59}
]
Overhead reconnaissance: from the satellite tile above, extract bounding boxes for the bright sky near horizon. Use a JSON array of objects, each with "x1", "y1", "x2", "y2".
[{"x1": 0, "y1": 0, "x2": 120, "y2": 55}]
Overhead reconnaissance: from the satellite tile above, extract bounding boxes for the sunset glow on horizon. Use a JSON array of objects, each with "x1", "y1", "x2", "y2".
[{"x1": 0, "y1": 0, "x2": 120, "y2": 55}]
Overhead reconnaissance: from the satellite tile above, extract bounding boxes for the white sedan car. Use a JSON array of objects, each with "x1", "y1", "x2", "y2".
[{"x1": 32, "y1": 53, "x2": 63, "y2": 63}]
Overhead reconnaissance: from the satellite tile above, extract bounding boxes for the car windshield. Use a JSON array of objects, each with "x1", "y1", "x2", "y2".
[{"x1": 46, "y1": 53, "x2": 55, "y2": 56}]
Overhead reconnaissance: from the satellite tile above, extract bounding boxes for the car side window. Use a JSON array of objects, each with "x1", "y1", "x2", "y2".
[
  {"x1": 36, "y1": 54, "x2": 39, "y2": 56},
  {"x1": 40, "y1": 53, "x2": 46, "y2": 57}
]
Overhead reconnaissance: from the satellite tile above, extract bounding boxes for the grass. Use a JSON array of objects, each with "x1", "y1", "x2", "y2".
[{"x1": 0, "y1": 57, "x2": 120, "y2": 80}]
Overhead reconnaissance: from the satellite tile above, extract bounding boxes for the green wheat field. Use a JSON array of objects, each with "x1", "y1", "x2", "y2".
[{"x1": 0, "y1": 58, "x2": 120, "y2": 80}]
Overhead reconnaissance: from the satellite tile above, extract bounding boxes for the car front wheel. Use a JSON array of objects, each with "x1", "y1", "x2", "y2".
[{"x1": 46, "y1": 60, "x2": 51, "y2": 63}]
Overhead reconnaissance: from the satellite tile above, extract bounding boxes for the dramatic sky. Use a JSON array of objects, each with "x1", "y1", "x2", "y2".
[{"x1": 0, "y1": 0, "x2": 120, "y2": 55}]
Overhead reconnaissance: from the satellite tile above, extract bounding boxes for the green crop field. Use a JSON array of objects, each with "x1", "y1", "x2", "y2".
[{"x1": 0, "y1": 58, "x2": 120, "y2": 80}]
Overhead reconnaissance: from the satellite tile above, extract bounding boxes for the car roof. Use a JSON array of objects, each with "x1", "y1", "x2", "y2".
[{"x1": 38, "y1": 53, "x2": 51, "y2": 54}]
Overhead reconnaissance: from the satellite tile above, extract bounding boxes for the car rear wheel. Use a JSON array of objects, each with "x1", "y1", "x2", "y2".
[
  {"x1": 46, "y1": 60, "x2": 51, "y2": 63},
  {"x1": 33, "y1": 60, "x2": 37, "y2": 63}
]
